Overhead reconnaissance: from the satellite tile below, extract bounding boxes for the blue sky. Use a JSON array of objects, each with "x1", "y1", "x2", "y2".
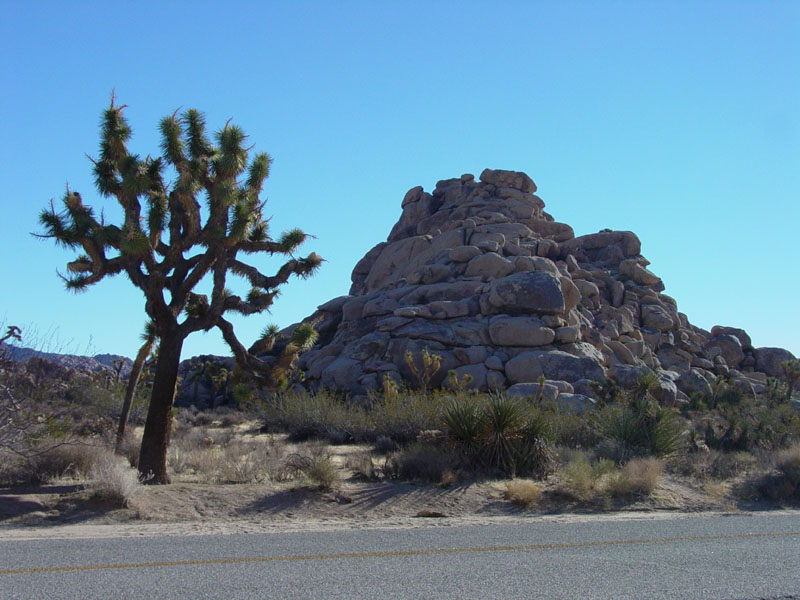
[{"x1": 1, "y1": 1, "x2": 798, "y2": 359}]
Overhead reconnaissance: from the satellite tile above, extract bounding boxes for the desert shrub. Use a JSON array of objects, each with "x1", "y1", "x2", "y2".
[
  {"x1": 261, "y1": 390, "x2": 445, "y2": 444},
  {"x1": 605, "y1": 458, "x2": 664, "y2": 497},
  {"x1": 556, "y1": 455, "x2": 634, "y2": 502},
  {"x1": 2, "y1": 442, "x2": 106, "y2": 484},
  {"x1": 505, "y1": 479, "x2": 542, "y2": 507},
  {"x1": 215, "y1": 439, "x2": 287, "y2": 483},
  {"x1": 263, "y1": 391, "x2": 370, "y2": 443},
  {"x1": 88, "y1": 453, "x2": 143, "y2": 507},
  {"x1": 750, "y1": 445, "x2": 800, "y2": 503},
  {"x1": 595, "y1": 400, "x2": 687, "y2": 459},
  {"x1": 775, "y1": 444, "x2": 800, "y2": 485},
  {"x1": 442, "y1": 396, "x2": 483, "y2": 448},
  {"x1": 167, "y1": 433, "x2": 288, "y2": 483},
  {"x1": 116, "y1": 429, "x2": 141, "y2": 468},
  {"x1": 547, "y1": 409, "x2": 598, "y2": 448},
  {"x1": 372, "y1": 435, "x2": 398, "y2": 455},
  {"x1": 345, "y1": 452, "x2": 379, "y2": 481},
  {"x1": 703, "y1": 401, "x2": 800, "y2": 452},
  {"x1": 389, "y1": 441, "x2": 462, "y2": 483},
  {"x1": 284, "y1": 448, "x2": 340, "y2": 490},
  {"x1": 370, "y1": 392, "x2": 444, "y2": 442},
  {"x1": 345, "y1": 451, "x2": 401, "y2": 481},
  {"x1": 710, "y1": 451, "x2": 758, "y2": 479},
  {"x1": 441, "y1": 394, "x2": 555, "y2": 479},
  {"x1": 217, "y1": 408, "x2": 250, "y2": 429},
  {"x1": 557, "y1": 455, "x2": 599, "y2": 501}
]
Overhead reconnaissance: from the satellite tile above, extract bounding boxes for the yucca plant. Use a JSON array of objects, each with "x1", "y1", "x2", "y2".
[
  {"x1": 442, "y1": 396, "x2": 483, "y2": 448},
  {"x1": 37, "y1": 96, "x2": 322, "y2": 483},
  {"x1": 481, "y1": 394, "x2": 527, "y2": 474},
  {"x1": 594, "y1": 373, "x2": 687, "y2": 459}
]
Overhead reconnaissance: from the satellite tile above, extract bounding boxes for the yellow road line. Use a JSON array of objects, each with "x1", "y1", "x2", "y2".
[{"x1": 2, "y1": 531, "x2": 799, "y2": 575}]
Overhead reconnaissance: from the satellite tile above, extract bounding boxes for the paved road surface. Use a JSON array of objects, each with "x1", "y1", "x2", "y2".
[{"x1": 1, "y1": 512, "x2": 799, "y2": 599}]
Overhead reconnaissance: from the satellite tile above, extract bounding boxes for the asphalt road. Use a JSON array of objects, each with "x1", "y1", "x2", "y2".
[{"x1": 1, "y1": 513, "x2": 799, "y2": 599}]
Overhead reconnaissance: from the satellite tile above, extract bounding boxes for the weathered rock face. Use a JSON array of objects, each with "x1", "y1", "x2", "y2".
[{"x1": 283, "y1": 169, "x2": 795, "y2": 402}]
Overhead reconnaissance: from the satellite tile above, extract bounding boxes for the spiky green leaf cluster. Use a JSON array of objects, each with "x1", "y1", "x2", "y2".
[{"x1": 290, "y1": 323, "x2": 319, "y2": 351}]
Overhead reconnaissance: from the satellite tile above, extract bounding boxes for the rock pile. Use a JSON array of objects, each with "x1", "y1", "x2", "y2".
[{"x1": 288, "y1": 169, "x2": 795, "y2": 410}]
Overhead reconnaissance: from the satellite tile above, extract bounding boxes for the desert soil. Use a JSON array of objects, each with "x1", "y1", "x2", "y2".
[{"x1": 0, "y1": 465, "x2": 741, "y2": 542}]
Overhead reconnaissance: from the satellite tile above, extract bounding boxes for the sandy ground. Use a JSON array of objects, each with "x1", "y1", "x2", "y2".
[
  {"x1": 0, "y1": 428, "x2": 785, "y2": 542},
  {"x1": 0, "y1": 472, "x2": 753, "y2": 542}
]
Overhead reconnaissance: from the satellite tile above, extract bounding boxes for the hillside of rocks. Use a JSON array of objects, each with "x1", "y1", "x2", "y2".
[{"x1": 285, "y1": 169, "x2": 795, "y2": 409}]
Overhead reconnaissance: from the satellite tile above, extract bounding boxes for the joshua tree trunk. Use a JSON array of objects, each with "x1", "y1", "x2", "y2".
[
  {"x1": 138, "y1": 334, "x2": 183, "y2": 484},
  {"x1": 115, "y1": 336, "x2": 154, "y2": 455}
]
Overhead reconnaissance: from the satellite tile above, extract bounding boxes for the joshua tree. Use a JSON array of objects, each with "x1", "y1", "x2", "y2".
[{"x1": 38, "y1": 97, "x2": 322, "y2": 483}]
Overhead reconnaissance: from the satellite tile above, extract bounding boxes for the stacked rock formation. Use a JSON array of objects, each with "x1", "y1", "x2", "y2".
[{"x1": 289, "y1": 169, "x2": 796, "y2": 410}]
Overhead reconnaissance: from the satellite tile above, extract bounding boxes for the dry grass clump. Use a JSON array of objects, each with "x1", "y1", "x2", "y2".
[
  {"x1": 505, "y1": 479, "x2": 542, "y2": 507},
  {"x1": 284, "y1": 448, "x2": 340, "y2": 490},
  {"x1": 167, "y1": 431, "x2": 289, "y2": 483},
  {"x1": 671, "y1": 449, "x2": 759, "y2": 481},
  {"x1": 260, "y1": 390, "x2": 447, "y2": 445},
  {"x1": 389, "y1": 441, "x2": 462, "y2": 484},
  {"x1": 116, "y1": 430, "x2": 141, "y2": 468},
  {"x1": 0, "y1": 442, "x2": 106, "y2": 484},
  {"x1": 775, "y1": 444, "x2": 800, "y2": 484},
  {"x1": 87, "y1": 452, "x2": 143, "y2": 507},
  {"x1": 751, "y1": 444, "x2": 800, "y2": 503},
  {"x1": 345, "y1": 452, "x2": 380, "y2": 481},
  {"x1": 605, "y1": 458, "x2": 664, "y2": 497},
  {"x1": 556, "y1": 455, "x2": 663, "y2": 501},
  {"x1": 557, "y1": 456, "x2": 613, "y2": 501}
]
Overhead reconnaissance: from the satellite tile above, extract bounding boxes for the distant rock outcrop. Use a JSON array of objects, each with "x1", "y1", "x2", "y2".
[
  {"x1": 5, "y1": 346, "x2": 133, "y2": 378},
  {"x1": 279, "y1": 169, "x2": 796, "y2": 408}
]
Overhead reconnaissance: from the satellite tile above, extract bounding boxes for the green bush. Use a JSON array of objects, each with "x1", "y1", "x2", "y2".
[
  {"x1": 594, "y1": 381, "x2": 687, "y2": 459},
  {"x1": 441, "y1": 394, "x2": 554, "y2": 479},
  {"x1": 389, "y1": 441, "x2": 462, "y2": 483}
]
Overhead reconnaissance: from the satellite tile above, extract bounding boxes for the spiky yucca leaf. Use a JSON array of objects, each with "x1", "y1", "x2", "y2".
[
  {"x1": 246, "y1": 288, "x2": 278, "y2": 309},
  {"x1": 481, "y1": 394, "x2": 527, "y2": 474},
  {"x1": 248, "y1": 220, "x2": 268, "y2": 242},
  {"x1": 228, "y1": 199, "x2": 250, "y2": 241},
  {"x1": 99, "y1": 105, "x2": 131, "y2": 164},
  {"x1": 141, "y1": 320, "x2": 157, "y2": 343},
  {"x1": 38, "y1": 209, "x2": 73, "y2": 247},
  {"x1": 67, "y1": 255, "x2": 92, "y2": 273},
  {"x1": 260, "y1": 324, "x2": 280, "y2": 340},
  {"x1": 159, "y1": 115, "x2": 185, "y2": 164},
  {"x1": 119, "y1": 225, "x2": 149, "y2": 257},
  {"x1": 214, "y1": 125, "x2": 248, "y2": 179},
  {"x1": 183, "y1": 109, "x2": 213, "y2": 159},
  {"x1": 279, "y1": 228, "x2": 307, "y2": 253},
  {"x1": 298, "y1": 252, "x2": 323, "y2": 278},
  {"x1": 93, "y1": 159, "x2": 120, "y2": 197},
  {"x1": 247, "y1": 152, "x2": 272, "y2": 191},
  {"x1": 290, "y1": 323, "x2": 318, "y2": 351},
  {"x1": 63, "y1": 273, "x2": 93, "y2": 292},
  {"x1": 442, "y1": 397, "x2": 483, "y2": 446},
  {"x1": 651, "y1": 409, "x2": 687, "y2": 457}
]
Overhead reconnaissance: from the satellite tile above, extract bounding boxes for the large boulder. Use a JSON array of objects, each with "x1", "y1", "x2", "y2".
[
  {"x1": 754, "y1": 347, "x2": 796, "y2": 379},
  {"x1": 505, "y1": 350, "x2": 605, "y2": 384},
  {"x1": 488, "y1": 316, "x2": 555, "y2": 347},
  {"x1": 488, "y1": 272, "x2": 565, "y2": 315}
]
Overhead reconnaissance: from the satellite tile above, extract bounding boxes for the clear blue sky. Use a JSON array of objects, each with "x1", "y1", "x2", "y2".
[{"x1": 1, "y1": 1, "x2": 798, "y2": 359}]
